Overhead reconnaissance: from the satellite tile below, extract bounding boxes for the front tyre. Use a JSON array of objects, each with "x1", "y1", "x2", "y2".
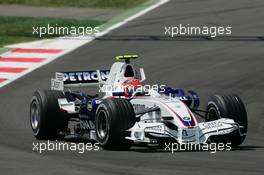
[
  {"x1": 95, "y1": 98, "x2": 136, "y2": 150},
  {"x1": 30, "y1": 90, "x2": 68, "y2": 140},
  {"x1": 206, "y1": 94, "x2": 248, "y2": 147}
]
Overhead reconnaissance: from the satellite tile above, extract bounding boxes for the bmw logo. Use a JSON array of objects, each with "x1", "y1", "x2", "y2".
[
  {"x1": 87, "y1": 101, "x2": 93, "y2": 111},
  {"x1": 182, "y1": 116, "x2": 191, "y2": 121}
]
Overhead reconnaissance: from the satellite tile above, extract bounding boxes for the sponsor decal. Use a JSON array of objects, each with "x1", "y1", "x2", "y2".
[
  {"x1": 203, "y1": 121, "x2": 223, "y2": 129},
  {"x1": 145, "y1": 125, "x2": 164, "y2": 133},
  {"x1": 182, "y1": 130, "x2": 188, "y2": 136},
  {"x1": 63, "y1": 70, "x2": 109, "y2": 84},
  {"x1": 175, "y1": 104, "x2": 181, "y2": 109},
  {"x1": 94, "y1": 100, "x2": 102, "y2": 105},
  {"x1": 133, "y1": 104, "x2": 147, "y2": 113},
  {"x1": 80, "y1": 120, "x2": 94, "y2": 130},
  {"x1": 182, "y1": 116, "x2": 191, "y2": 121},
  {"x1": 51, "y1": 79, "x2": 63, "y2": 91},
  {"x1": 87, "y1": 101, "x2": 93, "y2": 111}
]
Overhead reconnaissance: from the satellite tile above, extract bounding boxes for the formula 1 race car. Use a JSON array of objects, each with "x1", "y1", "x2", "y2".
[{"x1": 30, "y1": 55, "x2": 248, "y2": 150}]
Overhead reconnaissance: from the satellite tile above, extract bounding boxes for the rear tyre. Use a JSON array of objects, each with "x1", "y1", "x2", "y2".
[
  {"x1": 206, "y1": 94, "x2": 248, "y2": 147},
  {"x1": 30, "y1": 90, "x2": 68, "y2": 140},
  {"x1": 95, "y1": 98, "x2": 136, "y2": 150}
]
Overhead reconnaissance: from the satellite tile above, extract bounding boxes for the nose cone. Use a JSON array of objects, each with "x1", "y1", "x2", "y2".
[{"x1": 166, "y1": 100, "x2": 197, "y2": 128}]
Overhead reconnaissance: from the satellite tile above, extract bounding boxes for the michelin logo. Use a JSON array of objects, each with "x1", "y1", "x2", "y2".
[{"x1": 63, "y1": 70, "x2": 109, "y2": 84}]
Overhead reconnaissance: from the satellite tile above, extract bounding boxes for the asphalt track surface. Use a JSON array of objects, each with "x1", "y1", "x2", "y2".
[{"x1": 0, "y1": 0, "x2": 264, "y2": 174}]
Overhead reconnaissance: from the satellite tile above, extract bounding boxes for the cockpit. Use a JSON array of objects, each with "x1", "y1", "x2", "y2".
[{"x1": 124, "y1": 65, "x2": 135, "y2": 77}]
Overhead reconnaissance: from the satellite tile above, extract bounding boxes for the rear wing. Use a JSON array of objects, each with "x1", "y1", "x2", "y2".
[
  {"x1": 51, "y1": 70, "x2": 109, "y2": 90},
  {"x1": 115, "y1": 55, "x2": 138, "y2": 64}
]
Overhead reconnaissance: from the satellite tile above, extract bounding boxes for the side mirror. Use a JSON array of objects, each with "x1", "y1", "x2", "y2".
[{"x1": 140, "y1": 68, "x2": 146, "y2": 82}]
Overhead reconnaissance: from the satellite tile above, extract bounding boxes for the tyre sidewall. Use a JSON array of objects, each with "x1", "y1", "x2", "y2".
[{"x1": 95, "y1": 103, "x2": 111, "y2": 145}]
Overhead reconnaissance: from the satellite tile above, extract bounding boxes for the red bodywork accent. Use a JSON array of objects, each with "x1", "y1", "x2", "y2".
[{"x1": 121, "y1": 79, "x2": 142, "y2": 88}]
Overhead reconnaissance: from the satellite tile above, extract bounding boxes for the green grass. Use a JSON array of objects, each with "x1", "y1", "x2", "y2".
[
  {"x1": 0, "y1": 47, "x2": 11, "y2": 54},
  {"x1": 0, "y1": 0, "x2": 148, "y2": 9},
  {"x1": 0, "y1": 16, "x2": 105, "y2": 46}
]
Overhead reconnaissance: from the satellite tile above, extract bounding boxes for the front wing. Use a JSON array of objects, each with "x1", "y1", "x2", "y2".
[{"x1": 126, "y1": 118, "x2": 243, "y2": 144}]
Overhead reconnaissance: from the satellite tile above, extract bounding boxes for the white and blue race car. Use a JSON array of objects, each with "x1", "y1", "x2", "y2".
[{"x1": 30, "y1": 55, "x2": 247, "y2": 150}]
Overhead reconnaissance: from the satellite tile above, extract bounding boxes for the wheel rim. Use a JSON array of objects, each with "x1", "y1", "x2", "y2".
[
  {"x1": 97, "y1": 110, "x2": 109, "y2": 140},
  {"x1": 31, "y1": 100, "x2": 40, "y2": 131},
  {"x1": 207, "y1": 107, "x2": 219, "y2": 121}
]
